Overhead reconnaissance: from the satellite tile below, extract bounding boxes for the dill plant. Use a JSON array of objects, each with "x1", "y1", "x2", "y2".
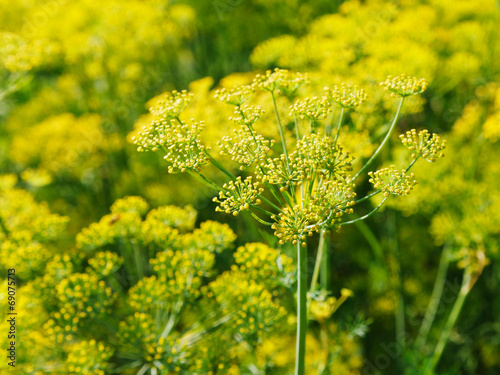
[{"x1": 133, "y1": 69, "x2": 446, "y2": 374}]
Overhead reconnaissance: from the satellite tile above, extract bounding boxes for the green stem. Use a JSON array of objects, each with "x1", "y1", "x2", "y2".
[
  {"x1": 425, "y1": 269, "x2": 472, "y2": 374},
  {"x1": 351, "y1": 190, "x2": 382, "y2": 207},
  {"x1": 388, "y1": 210, "x2": 405, "y2": 349},
  {"x1": 271, "y1": 92, "x2": 291, "y2": 175},
  {"x1": 249, "y1": 211, "x2": 273, "y2": 226},
  {"x1": 257, "y1": 193, "x2": 284, "y2": 213},
  {"x1": 188, "y1": 170, "x2": 223, "y2": 191},
  {"x1": 333, "y1": 107, "x2": 345, "y2": 148},
  {"x1": 340, "y1": 196, "x2": 390, "y2": 226},
  {"x1": 353, "y1": 97, "x2": 405, "y2": 181},
  {"x1": 354, "y1": 220, "x2": 385, "y2": 266},
  {"x1": 415, "y1": 244, "x2": 451, "y2": 351},
  {"x1": 249, "y1": 204, "x2": 275, "y2": 218},
  {"x1": 310, "y1": 231, "x2": 325, "y2": 292},
  {"x1": 206, "y1": 151, "x2": 236, "y2": 179},
  {"x1": 293, "y1": 113, "x2": 300, "y2": 141},
  {"x1": 132, "y1": 240, "x2": 145, "y2": 281},
  {"x1": 295, "y1": 241, "x2": 308, "y2": 375},
  {"x1": 320, "y1": 236, "x2": 329, "y2": 290}
]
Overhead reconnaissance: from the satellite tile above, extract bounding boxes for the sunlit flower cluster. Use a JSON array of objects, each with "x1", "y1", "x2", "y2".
[
  {"x1": 380, "y1": 74, "x2": 428, "y2": 98},
  {"x1": 0, "y1": 32, "x2": 57, "y2": 72},
  {"x1": 229, "y1": 105, "x2": 265, "y2": 126},
  {"x1": 149, "y1": 90, "x2": 194, "y2": 120},
  {"x1": 233, "y1": 242, "x2": 296, "y2": 287},
  {"x1": 0, "y1": 183, "x2": 69, "y2": 279},
  {"x1": 290, "y1": 95, "x2": 332, "y2": 121},
  {"x1": 133, "y1": 117, "x2": 211, "y2": 173},
  {"x1": 213, "y1": 176, "x2": 263, "y2": 215},
  {"x1": 208, "y1": 271, "x2": 287, "y2": 340},
  {"x1": 87, "y1": 251, "x2": 124, "y2": 278},
  {"x1": 369, "y1": 166, "x2": 418, "y2": 197},
  {"x1": 215, "y1": 85, "x2": 255, "y2": 106},
  {"x1": 218, "y1": 125, "x2": 273, "y2": 169},
  {"x1": 10, "y1": 113, "x2": 107, "y2": 177},
  {"x1": 400, "y1": 129, "x2": 447, "y2": 161},
  {"x1": 325, "y1": 84, "x2": 367, "y2": 109},
  {"x1": 66, "y1": 340, "x2": 114, "y2": 375}
]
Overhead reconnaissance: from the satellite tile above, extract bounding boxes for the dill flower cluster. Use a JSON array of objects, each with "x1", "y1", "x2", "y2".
[
  {"x1": 65, "y1": 340, "x2": 114, "y2": 375},
  {"x1": 368, "y1": 166, "x2": 418, "y2": 197},
  {"x1": 218, "y1": 126, "x2": 273, "y2": 169},
  {"x1": 0, "y1": 31, "x2": 56, "y2": 72},
  {"x1": 215, "y1": 85, "x2": 255, "y2": 106},
  {"x1": 380, "y1": 75, "x2": 428, "y2": 98},
  {"x1": 325, "y1": 84, "x2": 367, "y2": 109},
  {"x1": 10, "y1": 113, "x2": 108, "y2": 178},
  {"x1": 233, "y1": 242, "x2": 296, "y2": 288},
  {"x1": 213, "y1": 176, "x2": 263, "y2": 216},
  {"x1": 0, "y1": 180, "x2": 69, "y2": 279},
  {"x1": 290, "y1": 95, "x2": 332, "y2": 121},
  {"x1": 400, "y1": 129, "x2": 447, "y2": 161},
  {"x1": 208, "y1": 271, "x2": 288, "y2": 341},
  {"x1": 87, "y1": 251, "x2": 124, "y2": 278},
  {"x1": 118, "y1": 312, "x2": 182, "y2": 371}
]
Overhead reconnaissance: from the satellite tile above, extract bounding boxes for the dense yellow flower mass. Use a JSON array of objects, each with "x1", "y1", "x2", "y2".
[{"x1": 0, "y1": 189, "x2": 362, "y2": 373}]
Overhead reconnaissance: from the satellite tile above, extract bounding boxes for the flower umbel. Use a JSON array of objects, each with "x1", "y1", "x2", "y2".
[
  {"x1": 215, "y1": 85, "x2": 255, "y2": 106},
  {"x1": 369, "y1": 166, "x2": 418, "y2": 197},
  {"x1": 213, "y1": 176, "x2": 263, "y2": 216},
  {"x1": 218, "y1": 126, "x2": 273, "y2": 169},
  {"x1": 380, "y1": 74, "x2": 428, "y2": 97},
  {"x1": 400, "y1": 129, "x2": 447, "y2": 161},
  {"x1": 325, "y1": 84, "x2": 367, "y2": 109},
  {"x1": 290, "y1": 96, "x2": 332, "y2": 121},
  {"x1": 149, "y1": 90, "x2": 194, "y2": 120}
]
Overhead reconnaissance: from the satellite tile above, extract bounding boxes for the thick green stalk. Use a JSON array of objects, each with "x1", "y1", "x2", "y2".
[
  {"x1": 415, "y1": 244, "x2": 451, "y2": 351},
  {"x1": 295, "y1": 241, "x2": 308, "y2": 375},
  {"x1": 425, "y1": 269, "x2": 472, "y2": 374},
  {"x1": 388, "y1": 210, "x2": 405, "y2": 349},
  {"x1": 310, "y1": 232, "x2": 325, "y2": 292},
  {"x1": 132, "y1": 240, "x2": 145, "y2": 281},
  {"x1": 320, "y1": 239, "x2": 329, "y2": 290},
  {"x1": 353, "y1": 97, "x2": 405, "y2": 181},
  {"x1": 293, "y1": 113, "x2": 300, "y2": 141}
]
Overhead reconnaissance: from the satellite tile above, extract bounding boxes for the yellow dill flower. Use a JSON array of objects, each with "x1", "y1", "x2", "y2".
[
  {"x1": 380, "y1": 74, "x2": 428, "y2": 98},
  {"x1": 369, "y1": 166, "x2": 418, "y2": 197},
  {"x1": 400, "y1": 129, "x2": 446, "y2": 161}
]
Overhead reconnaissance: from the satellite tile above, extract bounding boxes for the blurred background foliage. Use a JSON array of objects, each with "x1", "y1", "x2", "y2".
[{"x1": 0, "y1": 0, "x2": 499, "y2": 374}]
